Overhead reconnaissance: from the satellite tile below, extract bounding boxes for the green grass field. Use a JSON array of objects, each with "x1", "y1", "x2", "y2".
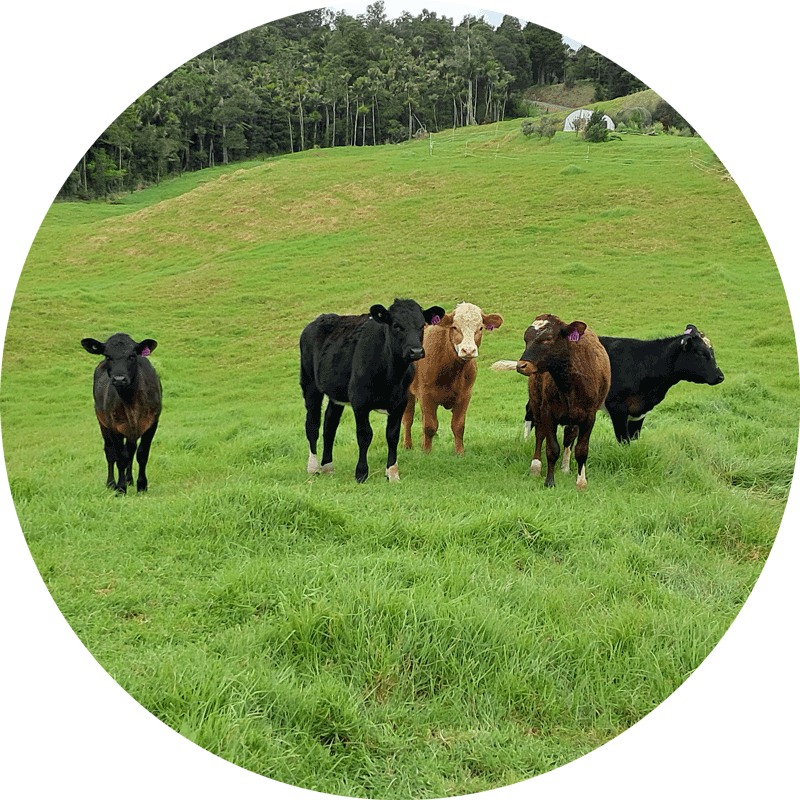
[{"x1": 2, "y1": 123, "x2": 796, "y2": 798}]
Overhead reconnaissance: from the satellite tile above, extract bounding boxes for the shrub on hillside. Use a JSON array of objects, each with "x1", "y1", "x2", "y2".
[
  {"x1": 521, "y1": 117, "x2": 557, "y2": 140},
  {"x1": 584, "y1": 110, "x2": 610, "y2": 143},
  {"x1": 652, "y1": 99, "x2": 695, "y2": 135},
  {"x1": 614, "y1": 106, "x2": 652, "y2": 132}
]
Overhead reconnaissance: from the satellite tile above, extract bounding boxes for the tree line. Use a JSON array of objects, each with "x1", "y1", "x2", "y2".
[{"x1": 60, "y1": 3, "x2": 646, "y2": 200}]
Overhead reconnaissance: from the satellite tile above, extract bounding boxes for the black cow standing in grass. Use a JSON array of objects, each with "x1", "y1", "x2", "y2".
[
  {"x1": 300, "y1": 298, "x2": 445, "y2": 483},
  {"x1": 515, "y1": 324, "x2": 725, "y2": 445},
  {"x1": 598, "y1": 324, "x2": 724, "y2": 442},
  {"x1": 81, "y1": 333, "x2": 162, "y2": 493}
]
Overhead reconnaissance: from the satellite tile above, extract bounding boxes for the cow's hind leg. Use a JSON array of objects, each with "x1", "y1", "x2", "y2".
[
  {"x1": 573, "y1": 415, "x2": 597, "y2": 491},
  {"x1": 353, "y1": 407, "x2": 373, "y2": 483},
  {"x1": 561, "y1": 425, "x2": 578, "y2": 473},
  {"x1": 302, "y1": 385, "x2": 324, "y2": 473},
  {"x1": 543, "y1": 424, "x2": 560, "y2": 488},
  {"x1": 320, "y1": 401, "x2": 344, "y2": 472},
  {"x1": 135, "y1": 420, "x2": 159, "y2": 492}
]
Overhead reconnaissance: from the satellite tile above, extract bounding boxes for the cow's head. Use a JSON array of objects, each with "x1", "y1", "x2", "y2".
[
  {"x1": 516, "y1": 314, "x2": 586, "y2": 377},
  {"x1": 369, "y1": 299, "x2": 445, "y2": 363},
  {"x1": 81, "y1": 333, "x2": 157, "y2": 391},
  {"x1": 436, "y1": 302, "x2": 503, "y2": 361},
  {"x1": 676, "y1": 324, "x2": 724, "y2": 385}
]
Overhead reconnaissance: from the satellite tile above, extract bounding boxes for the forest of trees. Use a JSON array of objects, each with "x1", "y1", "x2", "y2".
[{"x1": 61, "y1": 3, "x2": 646, "y2": 200}]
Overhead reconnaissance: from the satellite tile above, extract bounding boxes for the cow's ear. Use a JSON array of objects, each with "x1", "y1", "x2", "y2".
[
  {"x1": 437, "y1": 313, "x2": 454, "y2": 327},
  {"x1": 369, "y1": 304, "x2": 390, "y2": 324},
  {"x1": 81, "y1": 338, "x2": 105, "y2": 355},
  {"x1": 137, "y1": 339, "x2": 157, "y2": 355},
  {"x1": 423, "y1": 306, "x2": 446, "y2": 325},
  {"x1": 482, "y1": 313, "x2": 503, "y2": 331},
  {"x1": 563, "y1": 321, "x2": 587, "y2": 342}
]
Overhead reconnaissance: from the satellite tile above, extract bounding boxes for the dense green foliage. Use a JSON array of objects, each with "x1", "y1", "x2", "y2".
[
  {"x1": 584, "y1": 110, "x2": 612, "y2": 142},
  {"x1": 61, "y1": 3, "x2": 638, "y2": 200},
  {"x1": 5, "y1": 126, "x2": 796, "y2": 797}
]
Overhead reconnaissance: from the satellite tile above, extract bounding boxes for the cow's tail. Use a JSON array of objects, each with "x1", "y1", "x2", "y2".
[{"x1": 489, "y1": 359, "x2": 519, "y2": 372}]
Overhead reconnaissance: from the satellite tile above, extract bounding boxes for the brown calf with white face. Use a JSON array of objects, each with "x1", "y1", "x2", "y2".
[
  {"x1": 402, "y1": 302, "x2": 503, "y2": 454},
  {"x1": 516, "y1": 314, "x2": 610, "y2": 490}
]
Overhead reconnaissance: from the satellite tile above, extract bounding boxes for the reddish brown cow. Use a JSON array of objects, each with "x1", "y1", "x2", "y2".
[
  {"x1": 515, "y1": 314, "x2": 610, "y2": 490},
  {"x1": 402, "y1": 302, "x2": 503, "y2": 454}
]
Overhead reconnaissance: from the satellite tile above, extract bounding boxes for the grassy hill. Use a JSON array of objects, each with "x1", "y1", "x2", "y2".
[
  {"x1": 2, "y1": 122, "x2": 796, "y2": 798},
  {"x1": 525, "y1": 80, "x2": 598, "y2": 109}
]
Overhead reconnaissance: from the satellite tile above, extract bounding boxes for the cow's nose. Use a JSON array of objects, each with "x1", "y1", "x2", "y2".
[
  {"x1": 408, "y1": 347, "x2": 425, "y2": 361},
  {"x1": 112, "y1": 375, "x2": 127, "y2": 384},
  {"x1": 460, "y1": 346, "x2": 478, "y2": 359},
  {"x1": 516, "y1": 361, "x2": 534, "y2": 376}
]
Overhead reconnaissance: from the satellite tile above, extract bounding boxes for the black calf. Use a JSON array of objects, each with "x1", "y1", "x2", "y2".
[{"x1": 81, "y1": 333, "x2": 162, "y2": 493}]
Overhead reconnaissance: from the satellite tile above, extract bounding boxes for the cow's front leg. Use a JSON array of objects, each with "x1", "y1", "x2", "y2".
[
  {"x1": 353, "y1": 407, "x2": 373, "y2": 483},
  {"x1": 530, "y1": 422, "x2": 545, "y2": 477},
  {"x1": 543, "y1": 421, "x2": 560, "y2": 488},
  {"x1": 100, "y1": 426, "x2": 117, "y2": 488},
  {"x1": 450, "y1": 396, "x2": 471, "y2": 455},
  {"x1": 109, "y1": 431, "x2": 129, "y2": 494},
  {"x1": 136, "y1": 420, "x2": 158, "y2": 492},
  {"x1": 419, "y1": 396, "x2": 439, "y2": 453},
  {"x1": 384, "y1": 407, "x2": 404, "y2": 482}
]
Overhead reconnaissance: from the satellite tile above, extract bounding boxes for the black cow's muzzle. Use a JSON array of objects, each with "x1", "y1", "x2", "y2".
[{"x1": 406, "y1": 347, "x2": 425, "y2": 362}]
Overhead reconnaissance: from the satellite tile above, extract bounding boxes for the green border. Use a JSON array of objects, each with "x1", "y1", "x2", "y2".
[{"x1": 0, "y1": 0, "x2": 800, "y2": 800}]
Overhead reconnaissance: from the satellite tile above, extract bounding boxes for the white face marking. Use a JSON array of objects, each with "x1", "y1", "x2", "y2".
[
  {"x1": 531, "y1": 319, "x2": 548, "y2": 331},
  {"x1": 451, "y1": 302, "x2": 483, "y2": 359},
  {"x1": 702, "y1": 336, "x2": 712, "y2": 348}
]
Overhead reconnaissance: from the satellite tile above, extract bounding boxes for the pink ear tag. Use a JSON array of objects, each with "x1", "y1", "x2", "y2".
[
  {"x1": 430, "y1": 315, "x2": 441, "y2": 325},
  {"x1": 141, "y1": 347, "x2": 151, "y2": 357},
  {"x1": 567, "y1": 330, "x2": 581, "y2": 342},
  {"x1": 486, "y1": 324, "x2": 494, "y2": 331}
]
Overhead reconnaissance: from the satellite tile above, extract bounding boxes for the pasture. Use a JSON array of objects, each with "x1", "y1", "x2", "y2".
[{"x1": 2, "y1": 123, "x2": 797, "y2": 798}]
